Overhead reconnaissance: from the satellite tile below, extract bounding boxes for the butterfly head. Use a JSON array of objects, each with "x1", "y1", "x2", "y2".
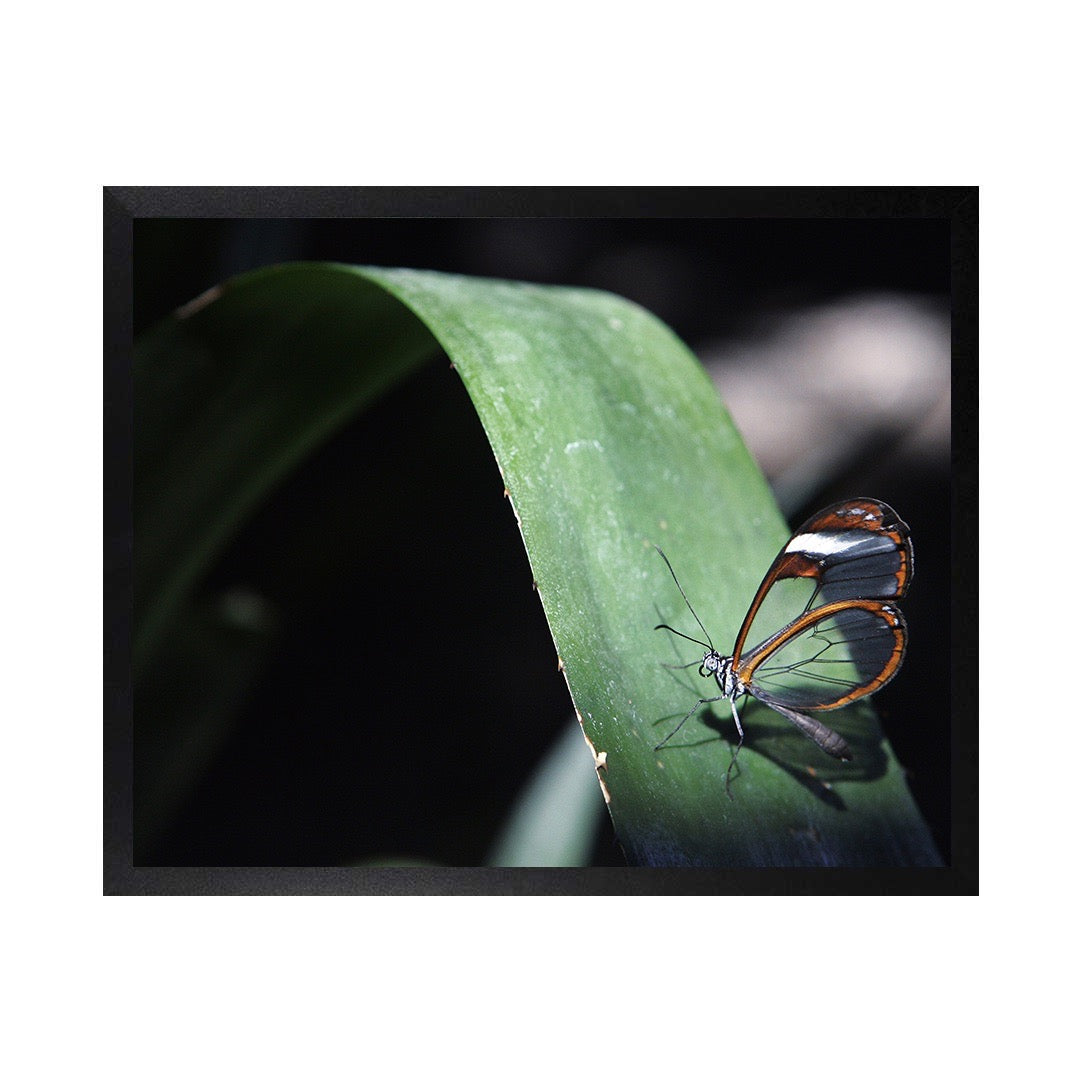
[
  {"x1": 699, "y1": 650, "x2": 723, "y2": 677},
  {"x1": 700, "y1": 651, "x2": 740, "y2": 699}
]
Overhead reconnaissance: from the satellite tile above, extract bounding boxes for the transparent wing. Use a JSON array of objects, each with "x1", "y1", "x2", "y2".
[
  {"x1": 740, "y1": 600, "x2": 907, "y2": 712},
  {"x1": 731, "y1": 498, "x2": 912, "y2": 665}
]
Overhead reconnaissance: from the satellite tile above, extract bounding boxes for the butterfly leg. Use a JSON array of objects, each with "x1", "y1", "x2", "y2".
[
  {"x1": 729, "y1": 697, "x2": 745, "y2": 742},
  {"x1": 723, "y1": 697, "x2": 747, "y2": 799},
  {"x1": 654, "y1": 695, "x2": 726, "y2": 751}
]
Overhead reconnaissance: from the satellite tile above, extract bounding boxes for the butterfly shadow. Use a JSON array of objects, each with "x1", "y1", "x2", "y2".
[
  {"x1": 741, "y1": 699, "x2": 890, "y2": 808},
  {"x1": 654, "y1": 675, "x2": 890, "y2": 811}
]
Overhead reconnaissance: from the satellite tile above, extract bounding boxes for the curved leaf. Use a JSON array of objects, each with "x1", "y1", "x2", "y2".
[{"x1": 135, "y1": 265, "x2": 440, "y2": 669}]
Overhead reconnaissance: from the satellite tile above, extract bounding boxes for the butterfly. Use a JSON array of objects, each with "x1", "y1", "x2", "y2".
[{"x1": 654, "y1": 498, "x2": 912, "y2": 787}]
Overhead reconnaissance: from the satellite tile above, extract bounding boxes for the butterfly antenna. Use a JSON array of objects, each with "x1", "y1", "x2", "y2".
[
  {"x1": 654, "y1": 624, "x2": 711, "y2": 650},
  {"x1": 653, "y1": 546, "x2": 714, "y2": 651}
]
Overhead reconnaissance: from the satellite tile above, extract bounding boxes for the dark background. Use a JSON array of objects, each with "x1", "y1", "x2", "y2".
[{"x1": 124, "y1": 191, "x2": 967, "y2": 870}]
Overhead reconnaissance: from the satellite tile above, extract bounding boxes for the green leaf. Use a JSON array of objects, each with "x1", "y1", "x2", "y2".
[
  {"x1": 137, "y1": 262, "x2": 942, "y2": 867},
  {"x1": 135, "y1": 265, "x2": 440, "y2": 670},
  {"x1": 486, "y1": 718, "x2": 607, "y2": 867}
]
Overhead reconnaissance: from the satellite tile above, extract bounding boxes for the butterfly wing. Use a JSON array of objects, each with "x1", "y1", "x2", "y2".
[
  {"x1": 730, "y1": 498, "x2": 912, "y2": 667},
  {"x1": 741, "y1": 599, "x2": 908, "y2": 712}
]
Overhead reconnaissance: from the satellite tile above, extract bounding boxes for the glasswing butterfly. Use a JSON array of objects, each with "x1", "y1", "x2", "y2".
[{"x1": 654, "y1": 498, "x2": 911, "y2": 788}]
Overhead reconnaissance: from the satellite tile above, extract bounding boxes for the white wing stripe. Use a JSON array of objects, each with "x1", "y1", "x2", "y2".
[{"x1": 784, "y1": 531, "x2": 865, "y2": 558}]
